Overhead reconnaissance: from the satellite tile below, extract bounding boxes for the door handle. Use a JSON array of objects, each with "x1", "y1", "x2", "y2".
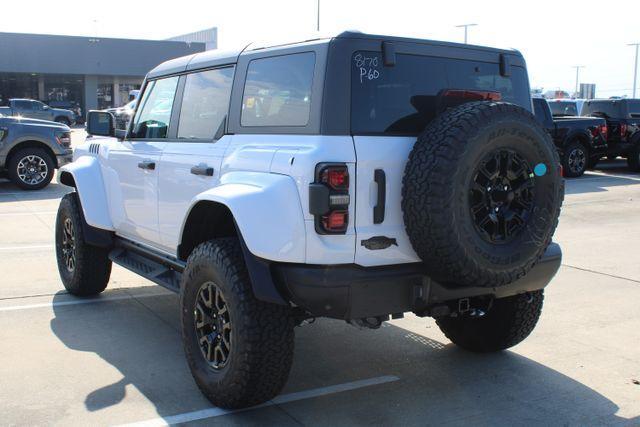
[
  {"x1": 190, "y1": 164, "x2": 214, "y2": 176},
  {"x1": 137, "y1": 160, "x2": 155, "y2": 170},
  {"x1": 373, "y1": 169, "x2": 386, "y2": 224}
]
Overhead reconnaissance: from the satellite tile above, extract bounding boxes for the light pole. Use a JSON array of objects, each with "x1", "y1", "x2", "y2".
[
  {"x1": 455, "y1": 24, "x2": 477, "y2": 44},
  {"x1": 316, "y1": 0, "x2": 320, "y2": 32},
  {"x1": 629, "y1": 43, "x2": 639, "y2": 98},
  {"x1": 572, "y1": 65, "x2": 585, "y2": 98}
]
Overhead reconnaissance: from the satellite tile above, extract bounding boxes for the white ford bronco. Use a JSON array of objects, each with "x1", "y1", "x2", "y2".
[{"x1": 56, "y1": 32, "x2": 564, "y2": 409}]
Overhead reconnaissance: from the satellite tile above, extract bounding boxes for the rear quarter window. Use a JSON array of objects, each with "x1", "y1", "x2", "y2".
[
  {"x1": 351, "y1": 52, "x2": 531, "y2": 135},
  {"x1": 241, "y1": 52, "x2": 315, "y2": 127}
]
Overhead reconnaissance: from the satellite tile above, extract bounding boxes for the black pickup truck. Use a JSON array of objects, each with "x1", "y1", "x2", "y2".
[
  {"x1": 533, "y1": 97, "x2": 607, "y2": 177},
  {"x1": 581, "y1": 99, "x2": 640, "y2": 171}
]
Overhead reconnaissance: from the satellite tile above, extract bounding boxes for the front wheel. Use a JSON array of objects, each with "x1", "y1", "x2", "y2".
[
  {"x1": 180, "y1": 238, "x2": 294, "y2": 409},
  {"x1": 55, "y1": 193, "x2": 112, "y2": 296},
  {"x1": 8, "y1": 148, "x2": 54, "y2": 190},
  {"x1": 436, "y1": 291, "x2": 544, "y2": 352}
]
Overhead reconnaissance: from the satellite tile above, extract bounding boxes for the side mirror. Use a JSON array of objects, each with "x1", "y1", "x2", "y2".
[
  {"x1": 43, "y1": 105, "x2": 50, "y2": 110},
  {"x1": 86, "y1": 110, "x2": 115, "y2": 137}
]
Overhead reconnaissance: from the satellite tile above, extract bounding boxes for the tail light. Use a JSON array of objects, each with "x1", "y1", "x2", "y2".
[
  {"x1": 620, "y1": 123, "x2": 628, "y2": 139},
  {"x1": 309, "y1": 163, "x2": 350, "y2": 234},
  {"x1": 591, "y1": 124, "x2": 608, "y2": 140}
]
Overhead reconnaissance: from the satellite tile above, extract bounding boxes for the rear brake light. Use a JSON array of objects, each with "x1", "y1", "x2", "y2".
[
  {"x1": 311, "y1": 163, "x2": 350, "y2": 234},
  {"x1": 442, "y1": 90, "x2": 502, "y2": 101},
  {"x1": 321, "y1": 166, "x2": 349, "y2": 190},
  {"x1": 322, "y1": 210, "x2": 348, "y2": 232},
  {"x1": 620, "y1": 123, "x2": 628, "y2": 139}
]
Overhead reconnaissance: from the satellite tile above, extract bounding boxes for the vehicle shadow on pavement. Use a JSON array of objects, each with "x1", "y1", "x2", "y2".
[
  {"x1": 566, "y1": 165, "x2": 640, "y2": 195},
  {"x1": 49, "y1": 290, "x2": 635, "y2": 425},
  {"x1": 0, "y1": 179, "x2": 70, "y2": 200}
]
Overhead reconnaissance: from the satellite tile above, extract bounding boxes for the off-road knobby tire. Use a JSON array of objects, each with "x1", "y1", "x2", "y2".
[
  {"x1": 562, "y1": 140, "x2": 589, "y2": 178},
  {"x1": 402, "y1": 101, "x2": 563, "y2": 288},
  {"x1": 8, "y1": 147, "x2": 55, "y2": 190},
  {"x1": 55, "y1": 192, "x2": 111, "y2": 296},
  {"x1": 436, "y1": 290, "x2": 544, "y2": 352},
  {"x1": 180, "y1": 238, "x2": 295, "y2": 409}
]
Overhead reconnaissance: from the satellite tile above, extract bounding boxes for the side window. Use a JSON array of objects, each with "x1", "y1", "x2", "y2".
[
  {"x1": 241, "y1": 52, "x2": 315, "y2": 127},
  {"x1": 130, "y1": 76, "x2": 179, "y2": 139},
  {"x1": 14, "y1": 100, "x2": 32, "y2": 110},
  {"x1": 177, "y1": 67, "x2": 234, "y2": 140}
]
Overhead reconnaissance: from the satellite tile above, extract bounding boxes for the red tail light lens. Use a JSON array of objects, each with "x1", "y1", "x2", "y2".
[
  {"x1": 620, "y1": 123, "x2": 628, "y2": 139},
  {"x1": 322, "y1": 210, "x2": 348, "y2": 232},
  {"x1": 321, "y1": 166, "x2": 349, "y2": 190},
  {"x1": 600, "y1": 124, "x2": 607, "y2": 140},
  {"x1": 312, "y1": 164, "x2": 350, "y2": 234}
]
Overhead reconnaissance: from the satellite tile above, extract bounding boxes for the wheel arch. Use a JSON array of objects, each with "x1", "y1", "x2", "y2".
[
  {"x1": 7, "y1": 140, "x2": 58, "y2": 168},
  {"x1": 178, "y1": 201, "x2": 237, "y2": 261},
  {"x1": 57, "y1": 156, "x2": 113, "y2": 231},
  {"x1": 564, "y1": 131, "x2": 592, "y2": 154}
]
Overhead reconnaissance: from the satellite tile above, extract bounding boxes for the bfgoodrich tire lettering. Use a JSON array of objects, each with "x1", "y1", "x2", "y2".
[
  {"x1": 55, "y1": 193, "x2": 111, "y2": 296},
  {"x1": 180, "y1": 238, "x2": 294, "y2": 409},
  {"x1": 402, "y1": 102, "x2": 563, "y2": 288}
]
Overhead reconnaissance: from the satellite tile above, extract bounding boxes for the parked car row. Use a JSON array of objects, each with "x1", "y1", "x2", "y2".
[{"x1": 532, "y1": 97, "x2": 640, "y2": 176}]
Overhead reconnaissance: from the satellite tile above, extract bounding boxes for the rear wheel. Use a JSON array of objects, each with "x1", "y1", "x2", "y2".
[
  {"x1": 562, "y1": 141, "x2": 589, "y2": 177},
  {"x1": 55, "y1": 193, "x2": 111, "y2": 296},
  {"x1": 436, "y1": 291, "x2": 544, "y2": 352},
  {"x1": 8, "y1": 147, "x2": 54, "y2": 190},
  {"x1": 180, "y1": 238, "x2": 294, "y2": 409},
  {"x1": 402, "y1": 102, "x2": 563, "y2": 288}
]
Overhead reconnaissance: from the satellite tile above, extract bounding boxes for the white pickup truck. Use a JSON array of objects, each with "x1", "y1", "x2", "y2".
[{"x1": 55, "y1": 32, "x2": 564, "y2": 409}]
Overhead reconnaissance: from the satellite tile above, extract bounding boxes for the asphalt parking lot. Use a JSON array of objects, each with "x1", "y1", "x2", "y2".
[{"x1": 0, "y1": 131, "x2": 639, "y2": 425}]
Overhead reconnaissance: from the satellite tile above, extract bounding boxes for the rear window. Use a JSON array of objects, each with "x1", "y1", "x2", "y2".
[
  {"x1": 241, "y1": 52, "x2": 315, "y2": 127},
  {"x1": 549, "y1": 101, "x2": 578, "y2": 117},
  {"x1": 581, "y1": 101, "x2": 621, "y2": 118},
  {"x1": 351, "y1": 52, "x2": 531, "y2": 135}
]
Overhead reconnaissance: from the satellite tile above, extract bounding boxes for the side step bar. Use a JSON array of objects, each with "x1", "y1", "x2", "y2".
[{"x1": 109, "y1": 238, "x2": 185, "y2": 293}]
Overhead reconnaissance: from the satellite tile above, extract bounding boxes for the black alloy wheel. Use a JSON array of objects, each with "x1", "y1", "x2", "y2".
[
  {"x1": 194, "y1": 281, "x2": 232, "y2": 370},
  {"x1": 61, "y1": 217, "x2": 76, "y2": 272},
  {"x1": 567, "y1": 146, "x2": 587, "y2": 176},
  {"x1": 469, "y1": 149, "x2": 535, "y2": 244}
]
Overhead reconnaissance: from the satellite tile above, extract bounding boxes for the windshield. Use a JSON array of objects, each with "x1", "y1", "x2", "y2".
[{"x1": 549, "y1": 101, "x2": 578, "y2": 117}]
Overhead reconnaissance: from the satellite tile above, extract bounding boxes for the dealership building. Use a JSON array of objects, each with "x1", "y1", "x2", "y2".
[{"x1": 0, "y1": 29, "x2": 216, "y2": 115}]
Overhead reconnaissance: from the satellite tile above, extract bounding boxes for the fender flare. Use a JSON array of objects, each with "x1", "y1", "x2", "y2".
[
  {"x1": 58, "y1": 156, "x2": 114, "y2": 231},
  {"x1": 181, "y1": 171, "x2": 306, "y2": 264}
]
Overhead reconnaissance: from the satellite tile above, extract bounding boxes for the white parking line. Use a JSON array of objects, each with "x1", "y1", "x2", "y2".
[
  {"x1": 0, "y1": 211, "x2": 57, "y2": 216},
  {"x1": 119, "y1": 375, "x2": 400, "y2": 427},
  {"x1": 0, "y1": 245, "x2": 52, "y2": 251},
  {"x1": 0, "y1": 291, "x2": 172, "y2": 312}
]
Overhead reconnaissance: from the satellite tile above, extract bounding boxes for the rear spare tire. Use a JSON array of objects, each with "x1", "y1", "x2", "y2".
[{"x1": 402, "y1": 102, "x2": 563, "y2": 288}]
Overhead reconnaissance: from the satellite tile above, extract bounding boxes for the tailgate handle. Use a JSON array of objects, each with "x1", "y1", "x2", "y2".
[{"x1": 373, "y1": 169, "x2": 386, "y2": 224}]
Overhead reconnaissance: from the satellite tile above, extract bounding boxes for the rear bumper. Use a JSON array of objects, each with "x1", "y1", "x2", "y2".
[{"x1": 272, "y1": 243, "x2": 562, "y2": 320}]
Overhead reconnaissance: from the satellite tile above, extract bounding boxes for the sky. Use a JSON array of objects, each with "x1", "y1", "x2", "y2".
[{"x1": 2, "y1": 0, "x2": 639, "y2": 97}]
